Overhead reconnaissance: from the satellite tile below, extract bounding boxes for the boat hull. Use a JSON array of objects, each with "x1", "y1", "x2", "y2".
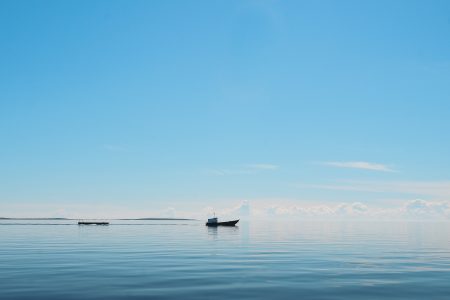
[
  {"x1": 205, "y1": 219, "x2": 239, "y2": 227},
  {"x1": 78, "y1": 222, "x2": 109, "y2": 225}
]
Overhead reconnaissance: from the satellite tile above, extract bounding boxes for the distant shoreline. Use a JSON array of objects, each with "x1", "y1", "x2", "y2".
[{"x1": 0, "y1": 217, "x2": 197, "y2": 221}]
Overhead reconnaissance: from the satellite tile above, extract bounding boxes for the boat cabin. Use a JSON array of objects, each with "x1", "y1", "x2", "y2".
[{"x1": 207, "y1": 217, "x2": 218, "y2": 224}]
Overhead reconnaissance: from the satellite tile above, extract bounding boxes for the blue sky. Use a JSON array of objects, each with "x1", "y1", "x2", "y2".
[{"x1": 1, "y1": 0, "x2": 450, "y2": 218}]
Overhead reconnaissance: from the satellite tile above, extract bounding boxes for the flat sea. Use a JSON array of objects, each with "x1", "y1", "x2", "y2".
[{"x1": 1, "y1": 219, "x2": 450, "y2": 299}]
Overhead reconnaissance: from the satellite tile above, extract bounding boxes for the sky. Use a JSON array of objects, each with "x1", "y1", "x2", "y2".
[{"x1": 1, "y1": 0, "x2": 450, "y2": 219}]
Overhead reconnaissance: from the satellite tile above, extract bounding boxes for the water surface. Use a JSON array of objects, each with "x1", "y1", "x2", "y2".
[{"x1": 1, "y1": 220, "x2": 449, "y2": 299}]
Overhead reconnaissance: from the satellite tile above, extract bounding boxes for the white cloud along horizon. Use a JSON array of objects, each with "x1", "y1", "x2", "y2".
[
  {"x1": 202, "y1": 199, "x2": 450, "y2": 220},
  {"x1": 3, "y1": 198, "x2": 449, "y2": 220}
]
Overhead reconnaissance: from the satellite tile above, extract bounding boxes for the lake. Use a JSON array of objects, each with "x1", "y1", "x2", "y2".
[{"x1": 1, "y1": 220, "x2": 450, "y2": 299}]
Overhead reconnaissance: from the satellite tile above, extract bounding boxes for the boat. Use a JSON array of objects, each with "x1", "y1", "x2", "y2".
[
  {"x1": 78, "y1": 221, "x2": 109, "y2": 225},
  {"x1": 205, "y1": 217, "x2": 239, "y2": 227}
]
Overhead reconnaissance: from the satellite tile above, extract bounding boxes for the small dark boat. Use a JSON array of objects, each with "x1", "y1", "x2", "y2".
[
  {"x1": 78, "y1": 221, "x2": 109, "y2": 225},
  {"x1": 205, "y1": 217, "x2": 239, "y2": 227}
]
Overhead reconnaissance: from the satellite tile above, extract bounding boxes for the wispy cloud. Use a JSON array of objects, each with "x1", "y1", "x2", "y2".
[
  {"x1": 321, "y1": 161, "x2": 395, "y2": 172},
  {"x1": 300, "y1": 180, "x2": 450, "y2": 198}
]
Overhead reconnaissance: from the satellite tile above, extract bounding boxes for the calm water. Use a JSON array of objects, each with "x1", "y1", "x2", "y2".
[{"x1": 1, "y1": 220, "x2": 450, "y2": 299}]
